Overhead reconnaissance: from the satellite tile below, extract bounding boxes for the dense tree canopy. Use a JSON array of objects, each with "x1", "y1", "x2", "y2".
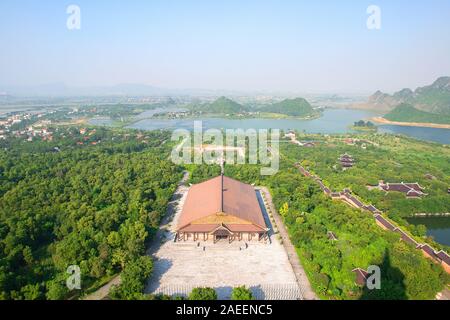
[
  {"x1": 0, "y1": 128, "x2": 181, "y2": 300},
  {"x1": 231, "y1": 286, "x2": 254, "y2": 300},
  {"x1": 188, "y1": 287, "x2": 218, "y2": 300}
]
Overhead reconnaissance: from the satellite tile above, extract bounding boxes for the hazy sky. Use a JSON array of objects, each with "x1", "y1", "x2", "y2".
[{"x1": 1, "y1": 0, "x2": 450, "y2": 94}]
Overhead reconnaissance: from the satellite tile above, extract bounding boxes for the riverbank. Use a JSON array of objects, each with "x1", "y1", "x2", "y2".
[
  {"x1": 372, "y1": 117, "x2": 450, "y2": 129},
  {"x1": 412, "y1": 213, "x2": 450, "y2": 217}
]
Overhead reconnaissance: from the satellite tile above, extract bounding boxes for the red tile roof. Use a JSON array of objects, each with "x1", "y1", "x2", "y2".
[
  {"x1": 381, "y1": 182, "x2": 426, "y2": 196},
  {"x1": 352, "y1": 268, "x2": 368, "y2": 286},
  {"x1": 177, "y1": 176, "x2": 267, "y2": 232},
  {"x1": 395, "y1": 229, "x2": 418, "y2": 246},
  {"x1": 363, "y1": 205, "x2": 381, "y2": 214},
  {"x1": 418, "y1": 244, "x2": 440, "y2": 260},
  {"x1": 374, "y1": 214, "x2": 397, "y2": 231},
  {"x1": 436, "y1": 251, "x2": 450, "y2": 266}
]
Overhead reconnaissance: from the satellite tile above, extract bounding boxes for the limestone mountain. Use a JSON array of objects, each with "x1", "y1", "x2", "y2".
[
  {"x1": 189, "y1": 97, "x2": 248, "y2": 114},
  {"x1": 364, "y1": 77, "x2": 450, "y2": 115},
  {"x1": 384, "y1": 103, "x2": 450, "y2": 125},
  {"x1": 260, "y1": 97, "x2": 317, "y2": 117}
]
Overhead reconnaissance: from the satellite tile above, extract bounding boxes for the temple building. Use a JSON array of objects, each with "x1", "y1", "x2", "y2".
[
  {"x1": 176, "y1": 175, "x2": 269, "y2": 243},
  {"x1": 378, "y1": 181, "x2": 427, "y2": 198},
  {"x1": 339, "y1": 153, "x2": 355, "y2": 169}
]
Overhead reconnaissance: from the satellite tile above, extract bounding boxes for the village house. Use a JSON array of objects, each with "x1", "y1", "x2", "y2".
[{"x1": 176, "y1": 175, "x2": 269, "y2": 243}]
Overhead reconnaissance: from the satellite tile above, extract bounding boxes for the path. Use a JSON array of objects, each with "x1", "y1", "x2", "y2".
[
  {"x1": 83, "y1": 276, "x2": 121, "y2": 300},
  {"x1": 258, "y1": 187, "x2": 318, "y2": 300},
  {"x1": 436, "y1": 288, "x2": 450, "y2": 300}
]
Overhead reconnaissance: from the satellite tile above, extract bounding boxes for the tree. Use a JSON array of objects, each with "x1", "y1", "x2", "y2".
[
  {"x1": 279, "y1": 202, "x2": 289, "y2": 217},
  {"x1": 188, "y1": 287, "x2": 217, "y2": 300},
  {"x1": 111, "y1": 256, "x2": 153, "y2": 300},
  {"x1": 45, "y1": 279, "x2": 68, "y2": 300},
  {"x1": 231, "y1": 286, "x2": 253, "y2": 300}
]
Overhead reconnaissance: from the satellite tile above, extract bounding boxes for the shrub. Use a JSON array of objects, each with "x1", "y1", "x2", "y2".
[
  {"x1": 188, "y1": 287, "x2": 217, "y2": 300},
  {"x1": 231, "y1": 286, "x2": 254, "y2": 300}
]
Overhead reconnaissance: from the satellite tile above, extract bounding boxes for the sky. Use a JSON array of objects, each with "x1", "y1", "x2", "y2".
[{"x1": 0, "y1": 0, "x2": 449, "y2": 94}]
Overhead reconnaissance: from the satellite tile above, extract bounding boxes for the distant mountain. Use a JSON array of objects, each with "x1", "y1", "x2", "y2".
[
  {"x1": 260, "y1": 98, "x2": 317, "y2": 117},
  {"x1": 363, "y1": 77, "x2": 450, "y2": 115},
  {"x1": 189, "y1": 97, "x2": 248, "y2": 114},
  {"x1": 0, "y1": 83, "x2": 170, "y2": 97},
  {"x1": 384, "y1": 103, "x2": 450, "y2": 125},
  {"x1": 0, "y1": 84, "x2": 249, "y2": 97}
]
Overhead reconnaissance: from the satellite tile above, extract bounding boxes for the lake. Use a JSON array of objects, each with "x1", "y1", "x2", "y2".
[
  {"x1": 126, "y1": 109, "x2": 377, "y2": 133},
  {"x1": 407, "y1": 217, "x2": 450, "y2": 247},
  {"x1": 89, "y1": 109, "x2": 450, "y2": 145}
]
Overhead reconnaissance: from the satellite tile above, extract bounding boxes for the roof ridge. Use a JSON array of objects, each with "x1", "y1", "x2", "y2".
[{"x1": 221, "y1": 173, "x2": 224, "y2": 213}]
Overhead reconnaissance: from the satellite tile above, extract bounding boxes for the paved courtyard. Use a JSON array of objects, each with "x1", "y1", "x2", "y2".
[{"x1": 145, "y1": 184, "x2": 301, "y2": 300}]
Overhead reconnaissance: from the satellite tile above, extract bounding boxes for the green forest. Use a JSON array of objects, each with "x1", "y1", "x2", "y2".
[{"x1": 0, "y1": 128, "x2": 182, "y2": 299}]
